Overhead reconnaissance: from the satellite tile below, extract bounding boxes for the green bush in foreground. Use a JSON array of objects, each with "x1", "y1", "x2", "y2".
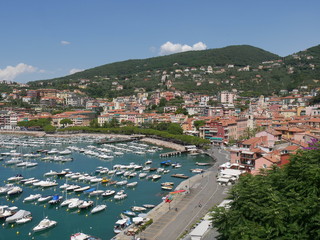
[{"x1": 211, "y1": 147, "x2": 320, "y2": 240}]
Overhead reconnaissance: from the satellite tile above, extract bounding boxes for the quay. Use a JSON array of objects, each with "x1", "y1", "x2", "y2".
[
  {"x1": 159, "y1": 151, "x2": 186, "y2": 157},
  {"x1": 116, "y1": 146, "x2": 230, "y2": 240},
  {"x1": 97, "y1": 136, "x2": 144, "y2": 144}
]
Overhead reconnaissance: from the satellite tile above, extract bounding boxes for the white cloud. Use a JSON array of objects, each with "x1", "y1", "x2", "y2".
[
  {"x1": 69, "y1": 68, "x2": 84, "y2": 75},
  {"x1": 0, "y1": 63, "x2": 38, "y2": 81},
  {"x1": 159, "y1": 41, "x2": 207, "y2": 55},
  {"x1": 61, "y1": 40, "x2": 71, "y2": 45}
]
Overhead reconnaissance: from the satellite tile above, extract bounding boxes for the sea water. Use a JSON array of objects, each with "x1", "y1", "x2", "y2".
[{"x1": 0, "y1": 135, "x2": 212, "y2": 240}]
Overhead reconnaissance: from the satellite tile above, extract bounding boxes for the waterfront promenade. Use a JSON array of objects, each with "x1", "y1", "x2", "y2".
[{"x1": 116, "y1": 146, "x2": 230, "y2": 240}]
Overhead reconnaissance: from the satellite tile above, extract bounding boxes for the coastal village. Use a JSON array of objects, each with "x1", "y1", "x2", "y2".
[{"x1": 1, "y1": 76, "x2": 319, "y2": 176}]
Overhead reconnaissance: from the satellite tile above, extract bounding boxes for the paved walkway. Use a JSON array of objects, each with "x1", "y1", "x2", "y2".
[{"x1": 116, "y1": 147, "x2": 230, "y2": 240}]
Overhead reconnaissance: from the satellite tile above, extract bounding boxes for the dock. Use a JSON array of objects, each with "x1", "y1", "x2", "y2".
[
  {"x1": 97, "y1": 136, "x2": 143, "y2": 144},
  {"x1": 159, "y1": 151, "x2": 186, "y2": 157}
]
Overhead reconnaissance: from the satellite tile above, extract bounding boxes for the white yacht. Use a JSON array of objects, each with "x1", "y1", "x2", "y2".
[
  {"x1": 23, "y1": 194, "x2": 41, "y2": 202},
  {"x1": 32, "y1": 217, "x2": 57, "y2": 232},
  {"x1": 90, "y1": 204, "x2": 107, "y2": 214}
]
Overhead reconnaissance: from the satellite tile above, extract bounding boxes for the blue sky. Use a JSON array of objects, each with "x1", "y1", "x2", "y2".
[{"x1": 0, "y1": 0, "x2": 319, "y2": 83}]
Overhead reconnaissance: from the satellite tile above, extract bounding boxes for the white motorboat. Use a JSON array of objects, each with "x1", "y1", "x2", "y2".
[
  {"x1": 32, "y1": 217, "x2": 57, "y2": 232},
  {"x1": 78, "y1": 200, "x2": 94, "y2": 209},
  {"x1": 41, "y1": 180, "x2": 58, "y2": 188},
  {"x1": 25, "y1": 162, "x2": 38, "y2": 168},
  {"x1": 47, "y1": 149, "x2": 59, "y2": 154},
  {"x1": 116, "y1": 180, "x2": 128, "y2": 186},
  {"x1": 0, "y1": 184, "x2": 14, "y2": 194},
  {"x1": 5, "y1": 210, "x2": 31, "y2": 223},
  {"x1": 37, "y1": 195, "x2": 52, "y2": 203},
  {"x1": 7, "y1": 174, "x2": 24, "y2": 182},
  {"x1": 145, "y1": 160, "x2": 152, "y2": 164},
  {"x1": 126, "y1": 182, "x2": 138, "y2": 187},
  {"x1": 44, "y1": 170, "x2": 58, "y2": 177},
  {"x1": 131, "y1": 206, "x2": 146, "y2": 212},
  {"x1": 60, "y1": 198, "x2": 79, "y2": 207},
  {"x1": 23, "y1": 194, "x2": 42, "y2": 202},
  {"x1": 74, "y1": 186, "x2": 90, "y2": 193},
  {"x1": 68, "y1": 199, "x2": 84, "y2": 209},
  {"x1": 70, "y1": 232, "x2": 101, "y2": 240},
  {"x1": 114, "y1": 190, "x2": 127, "y2": 200},
  {"x1": 152, "y1": 174, "x2": 162, "y2": 180},
  {"x1": 142, "y1": 204, "x2": 155, "y2": 209},
  {"x1": 102, "y1": 190, "x2": 115, "y2": 197},
  {"x1": 90, "y1": 204, "x2": 107, "y2": 214},
  {"x1": 24, "y1": 179, "x2": 40, "y2": 185},
  {"x1": 113, "y1": 218, "x2": 131, "y2": 234},
  {"x1": 66, "y1": 185, "x2": 81, "y2": 191},
  {"x1": 89, "y1": 190, "x2": 104, "y2": 197},
  {"x1": 16, "y1": 216, "x2": 32, "y2": 224},
  {"x1": 7, "y1": 186, "x2": 23, "y2": 195},
  {"x1": 59, "y1": 149, "x2": 72, "y2": 155},
  {"x1": 139, "y1": 172, "x2": 147, "y2": 178}
]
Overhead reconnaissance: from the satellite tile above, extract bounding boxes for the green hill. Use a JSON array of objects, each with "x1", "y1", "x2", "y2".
[{"x1": 28, "y1": 44, "x2": 320, "y2": 98}]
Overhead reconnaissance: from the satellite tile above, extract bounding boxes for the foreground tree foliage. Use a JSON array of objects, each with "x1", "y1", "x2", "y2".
[{"x1": 211, "y1": 148, "x2": 320, "y2": 240}]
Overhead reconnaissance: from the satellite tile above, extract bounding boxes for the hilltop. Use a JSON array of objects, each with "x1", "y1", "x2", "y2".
[{"x1": 27, "y1": 44, "x2": 320, "y2": 98}]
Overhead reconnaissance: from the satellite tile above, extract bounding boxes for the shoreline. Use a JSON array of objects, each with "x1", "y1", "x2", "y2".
[{"x1": 0, "y1": 130, "x2": 186, "y2": 152}]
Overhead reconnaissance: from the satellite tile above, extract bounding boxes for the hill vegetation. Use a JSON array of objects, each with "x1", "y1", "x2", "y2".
[{"x1": 28, "y1": 44, "x2": 320, "y2": 98}]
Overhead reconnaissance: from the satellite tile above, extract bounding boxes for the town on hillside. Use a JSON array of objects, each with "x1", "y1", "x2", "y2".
[{"x1": 1, "y1": 75, "x2": 320, "y2": 175}]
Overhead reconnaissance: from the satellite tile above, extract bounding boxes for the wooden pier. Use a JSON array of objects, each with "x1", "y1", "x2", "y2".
[{"x1": 159, "y1": 151, "x2": 186, "y2": 157}]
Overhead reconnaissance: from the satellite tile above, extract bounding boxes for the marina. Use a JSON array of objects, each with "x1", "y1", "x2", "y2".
[{"x1": 0, "y1": 134, "x2": 212, "y2": 239}]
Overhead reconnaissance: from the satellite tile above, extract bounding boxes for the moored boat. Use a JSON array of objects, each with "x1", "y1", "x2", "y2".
[
  {"x1": 32, "y1": 217, "x2": 57, "y2": 232},
  {"x1": 90, "y1": 204, "x2": 107, "y2": 214},
  {"x1": 70, "y1": 232, "x2": 101, "y2": 240}
]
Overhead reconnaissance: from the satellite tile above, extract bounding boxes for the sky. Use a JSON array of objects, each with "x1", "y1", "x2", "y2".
[{"x1": 0, "y1": 0, "x2": 319, "y2": 83}]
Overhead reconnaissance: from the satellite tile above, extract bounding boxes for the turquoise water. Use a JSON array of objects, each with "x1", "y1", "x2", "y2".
[{"x1": 0, "y1": 136, "x2": 212, "y2": 240}]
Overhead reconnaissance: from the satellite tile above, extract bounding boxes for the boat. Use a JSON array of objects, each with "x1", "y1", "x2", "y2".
[
  {"x1": 32, "y1": 217, "x2": 57, "y2": 232},
  {"x1": 142, "y1": 204, "x2": 155, "y2": 209},
  {"x1": 126, "y1": 181, "x2": 138, "y2": 187},
  {"x1": 131, "y1": 206, "x2": 146, "y2": 212},
  {"x1": 90, "y1": 204, "x2": 107, "y2": 214},
  {"x1": 161, "y1": 182, "x2": 174, "y2": 186},
  {"x1": 145, "y1": 159, "x2": 152, "y2": 165},
  {"x1": 116, "y1": 180, "x2": 128, "y2": 186},
  {"x1": 89, "y1": 190, "x2": 104, "y2": 197},
  {"x1": 102, "y1": 190, "x2": 115, "y2": 197},
  {"x1": 0, "y1": 207, "x2": 14, "y2": 219},
  {"x1": 60, "y1": 198, "x2": 79, "y2": 207},
  {"x1": 161, "y1": 185, "x2": 173, "y2": 190},
  {"x1": 7, "y1": 174, "x2": 24, "y2": 182},
  {"x1": 23, "y1": 194, "x2": 42, "y2": 202},
  {"x1": 113, "y1": 218, "x2": 131, "y2": 234},
  {"x1": 114, "y1": 190, "x2": 127, "y2": 200},
  {"x1": 66, "y1": 185, "x2": 81, "y2": 191},
  {"x1": 78, "y1": 200, "x2": 94, "y2": 209},
  {"x1": 171, "y1": 174, "x2": 189, "y2": 179},
  {"x1": 37, "y1": 195, "x2": 52, "y2": 203},
  {"x1": 59, "y1": 149, "x2": 72, "y2": 155},
  {"x1": 0, "y1": 184, "x2": 14, "y2": 194},
  {"x1": 191, "y1": 168, "x2": 205, "y2": 173},
  {"x1": 48, "y1": 195, "x2": 63, "y2": 205},
  {"x1": 16, "y1": 216, "x2": 32, "y2": 224},
  {"x1": 139, "y1": 172, "x2": 147, "y2": 178},
  {"x1": 68, "y1": 199, "x2": 84, "y2": 209},
  {"x1": 70, "y1": 232, "x2": 101, "y2": 240},
  {"x1": 44, "y1": 170, "x2": 58, "y2": 177},
  {"x1": 74, "y1": 186, "x2": 91, "y2": 193},
  {"x1": 7, "y1": 186, "x2": 23, "y2": 195},
  {"x1": 123, "y1": 210, "x2": 136, "y2": 216},
  {"x1": 25, "y1": 162, "x2": 38, "y2": 168},
  {"x1": 83, "y1": 187, "x2": 96, "y2": 194},
  {"x1": 5, "y1": 210, "x2": 31, "y2": 223},
  {"x1": 196, "y1": 162, "x2": 212, "y2": 166},
  {"x1": 152, "y1": 174, "x2": 162, "y2": 181}
]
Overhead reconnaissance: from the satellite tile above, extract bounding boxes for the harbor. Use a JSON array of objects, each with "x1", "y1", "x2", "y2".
[{"x1": 0, "y1": 134, "x2": 213, "y2": 240}]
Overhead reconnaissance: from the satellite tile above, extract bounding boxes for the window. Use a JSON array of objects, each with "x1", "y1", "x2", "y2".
[{"x1": 263, "y1": 164, "x2": 267, "y2": 169}]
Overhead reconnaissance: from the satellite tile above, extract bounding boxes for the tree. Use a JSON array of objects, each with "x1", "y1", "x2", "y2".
[
  {"x1": 167, "y1": 123, "x2": 183, "y2": 135},
  {"x1": 89, "y1": 118, "x2": 100, "y2": 128},
  {"x1": 60, "y1": 118, "x2": 73, "y2": 128},
  {"x1": 109, "y1": 118, "x2": 120, "y2": 128},
  {"x1": 194, "y1": 120, "x2": 206, "y2": 130},
  {"x1": 159, "y1": 97, "x2": 167, "y2": 107},
  {"x1": 175, "y1": 107, "x2": 188, "y2": 115},
  {"x1": 43, "y1": 124, "x2": 56, "y2": 133},
  {"x1": 211, "y1": 145, "x2": 320, "y2": 240}
]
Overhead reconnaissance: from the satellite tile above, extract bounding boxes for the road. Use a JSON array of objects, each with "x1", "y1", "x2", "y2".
[{"x1": 135, "y1": 146, "x2": 230, "y2": 240}]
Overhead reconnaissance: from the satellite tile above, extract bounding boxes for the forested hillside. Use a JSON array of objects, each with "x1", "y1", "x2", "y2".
[{"x1": 27, "y1": 44, "x2": 320, "y2": 98}]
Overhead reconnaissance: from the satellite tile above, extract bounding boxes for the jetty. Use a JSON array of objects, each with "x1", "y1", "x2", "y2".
[
  {"x1": 97, "y1": 136, "x2": 143, "y2": 144},
  {"x1": 159, "y1": 151, "x2": 186, "y2": 157}
]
